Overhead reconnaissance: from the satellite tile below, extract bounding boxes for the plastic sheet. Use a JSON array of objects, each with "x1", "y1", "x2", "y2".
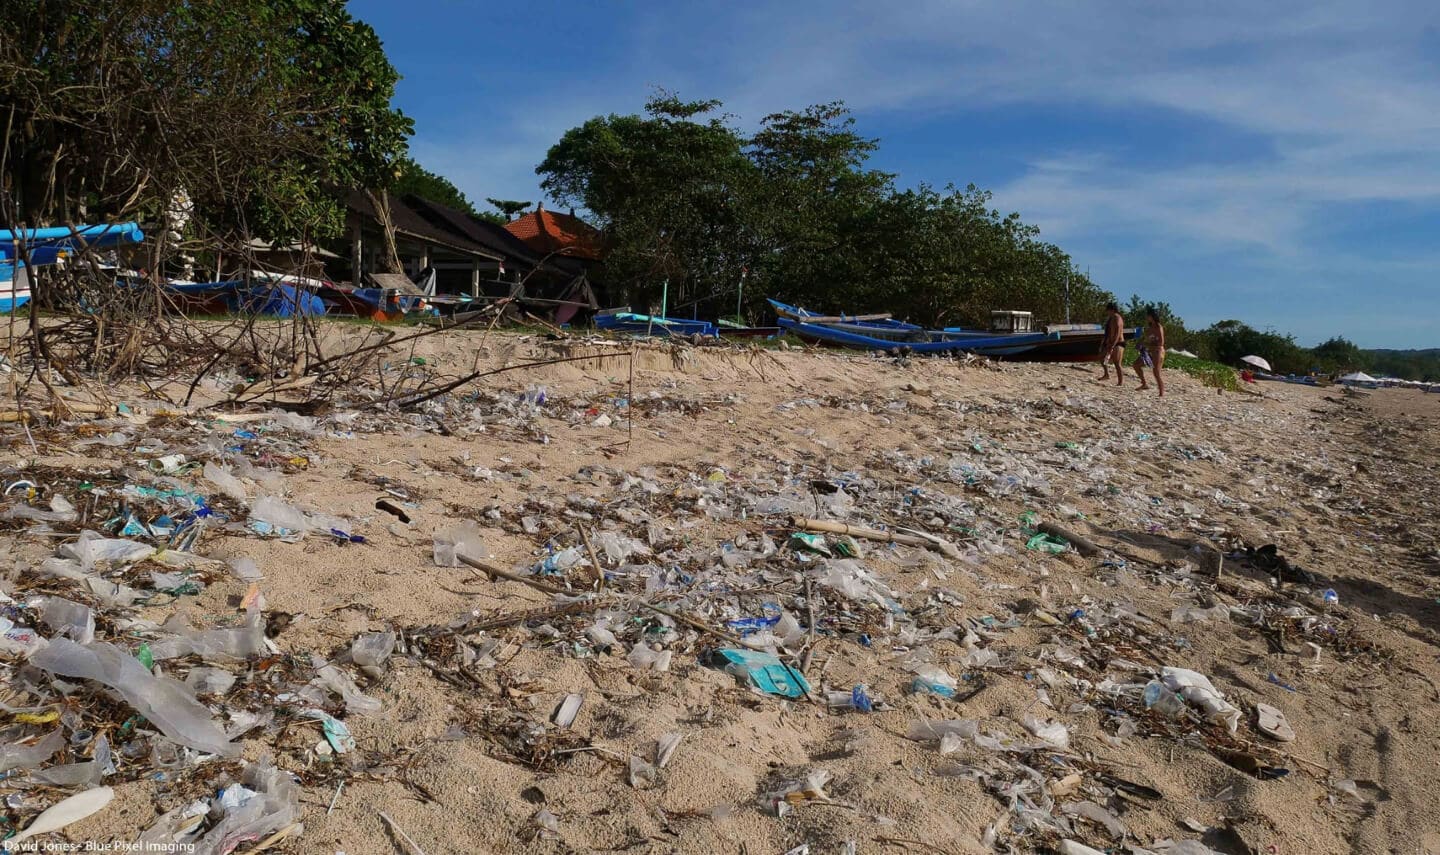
[{"x1": 30, "y1": 639, "x2": 238, "y2": 756}]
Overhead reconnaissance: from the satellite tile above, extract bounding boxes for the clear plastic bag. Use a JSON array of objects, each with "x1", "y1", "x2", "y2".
[{"x1": 30, "y1": 640, "x2": 237, "y2": 756}]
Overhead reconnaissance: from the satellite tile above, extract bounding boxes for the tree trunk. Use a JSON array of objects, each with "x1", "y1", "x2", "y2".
[{"x1": 363, "y1": 188, "x2": 403, "y2": 274}]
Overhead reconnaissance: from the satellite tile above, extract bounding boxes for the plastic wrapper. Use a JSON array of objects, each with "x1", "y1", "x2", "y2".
[
  {"x1": 35, "y1": 595, "x2": 96, "y2": 644},
  {"x1": 29, "y1": 639, "x2": 238, "y2": 756}
]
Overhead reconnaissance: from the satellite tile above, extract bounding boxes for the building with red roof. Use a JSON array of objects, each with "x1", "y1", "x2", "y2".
[{"x1": 504, "y1": 203, "x2": 605, "y2": 262}]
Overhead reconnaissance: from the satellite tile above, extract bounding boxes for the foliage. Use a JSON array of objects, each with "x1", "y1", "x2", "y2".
[
  {"x1": 537, "y1": 94, "x2": 1114, "y2": 323},
  {"x1": 0, "y1": 0, "x2": 413, "y2": 242},
  {"x1": 395, "y1": 158, "x2": 478, "y2": 216},
  {"x1": 485, "y1": 199, "x2": 533, "y2": 221}
]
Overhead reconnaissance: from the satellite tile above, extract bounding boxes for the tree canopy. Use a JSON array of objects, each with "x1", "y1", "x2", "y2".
[
  {"x1": 0, "y1": 0, "x2": 413, "y2": 241},
  {"x1": 537, "y1": 94, "x2": 1111, "y2": 325}
]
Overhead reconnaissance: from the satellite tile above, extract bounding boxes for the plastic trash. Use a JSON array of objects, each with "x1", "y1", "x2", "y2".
[
  {"x1": 58, "y1": 530, "x2": 155, "y2": 569},
  {"x1": 5, "y1": 786, "x2": 113, "y2": 848},
  {"x1": 656, "y1": 732, "x2": 683, "y2": 769},
  {"x1": 713, "y1": 649, "x2": 811, "y2": 698},
  {"x1": 910, "y1": 666, "x2": 958, "y2": 698},
  {"x1": 627, "y1": 641, "x2": 673, "y2": 672},
  {"x1": 1058, "y1": 841, "x2": 1107, "y2": 855},
  {"x1": 628, "y1": 754, "x2": 657, "y2": 789},
  {"x1": 1063, "y1": 800, "x2": 1125, "y2": 838},
  {"x1": 0, "y1": 729, "x2": 66, "y2": 773},
  {"x1": 1162, "y1": 666, "x2": 1242, "y2": 733},
  {"x1": 249, "y1": 495, "x2": 348, "y2": 536},
  {"x1": 906, "y1": 719, "x2": 979, "y2": 743},
  {"x1": 185, "y1": 668, "x2": 238, "y2": 695},
  {"x1": 433, "y1": 521, "x2": 490, "y2": 567},
  {"x1": 149, "y1": 607, "x2": 266, "y2": 663},
  {"x1": 34, "y1": 596, "x2": 96, "y2": 644},
  {"x1": 30, "y1": 639, "x2": 238, "y2": 756},
  {"x1": 303, "y1": 709, "x2": 355, "y2": 754},
  {"x1": 313, "y1": 664, "x2": 383, "y2": 715},
  {"x1": 189, "y1": 760, "x2": 300, "y2": 855},
  {"x1": 1143, "y1": 680, "x2": 1187, "y2": 717},
  {"x1": 203, "y1": 462, "x2": 249, "y2": 503},
  {"x1": 1022, "y1": 713, "x2": 1070, "y2": 749},
  {"x1": 348, "y1": 631, "x2": 396, "y2": 677},
  {"x1": 229, "y1": 557, "x2": 263, "y2": 582},
  {"x1": 760, "y1": 769, "x2": 832, "y2": 813}
]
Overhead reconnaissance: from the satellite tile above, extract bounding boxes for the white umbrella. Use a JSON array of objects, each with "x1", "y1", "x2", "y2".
[{"x1": 1240, "y1": 355, "x2": 1271, "y2": 371}]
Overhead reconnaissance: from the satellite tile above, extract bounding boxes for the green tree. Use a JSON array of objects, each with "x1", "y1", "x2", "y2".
[
  {"x1": 485, "y1": 199, "x2": 533, "y2": 221},
  {"x1": 1310, "y1": 337, "x2": 1368, "y2": 373},
  {"x1": 0, "y1": 0, "x2": 412, "y2": 241},
  {"x1": 395, "y1": 158, "x2": 479, "y2": 216},
  {"x1": 537, "y1": 93, "x2": 757, "y2": 310}
]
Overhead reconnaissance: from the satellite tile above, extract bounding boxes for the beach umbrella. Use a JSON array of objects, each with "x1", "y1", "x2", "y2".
[{"x1": 1240, "y1": 355, "x2": 1272, "y2": 371}]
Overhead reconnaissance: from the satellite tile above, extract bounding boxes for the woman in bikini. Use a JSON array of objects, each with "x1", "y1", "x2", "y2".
[{"x1": 1132, "y1": 306, "x2": 1165, "y2": 396}]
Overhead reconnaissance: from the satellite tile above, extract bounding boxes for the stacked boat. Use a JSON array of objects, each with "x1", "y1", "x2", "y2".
[
  {"x1": 770, "y1": 300, "x2": 1136, "y2": 362},
  {"x1": 1, "y1": 223, "x2": 145, "y2": 312}
]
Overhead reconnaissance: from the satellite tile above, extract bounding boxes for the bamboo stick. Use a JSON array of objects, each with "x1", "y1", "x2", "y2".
[{"x1": 786, "y1": 516, "x2": 963, "y2": 559}]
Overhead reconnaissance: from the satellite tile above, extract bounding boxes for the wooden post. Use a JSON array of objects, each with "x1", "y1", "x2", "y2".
[{"x1": 470, "y1": 258, "x2": 480, "y2": 298}]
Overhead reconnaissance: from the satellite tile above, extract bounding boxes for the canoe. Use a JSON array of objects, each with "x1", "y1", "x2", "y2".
[{"x1": 777, "y1": 316, "x2": 1058, "y2": 355}]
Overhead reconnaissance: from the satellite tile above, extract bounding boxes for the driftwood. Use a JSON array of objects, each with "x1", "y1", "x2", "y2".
[
  {"x1": 1038, "y1": 522, "x2": 1100, "y2": 557},
  {"x1": 787, "y1": 516, "x2": 963, "y2": 559}
]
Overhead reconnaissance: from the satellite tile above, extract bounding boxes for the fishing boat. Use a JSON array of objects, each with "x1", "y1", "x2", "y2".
[
  {"x1": 769, "y1": 299, "x2": 1136, "y2": 361},
  {"x1": 0, "y1": 222, "x2": 145, "y2": 313},
  {"x1": 594, "y1": 309, "x2": 718, "y2": 338}
]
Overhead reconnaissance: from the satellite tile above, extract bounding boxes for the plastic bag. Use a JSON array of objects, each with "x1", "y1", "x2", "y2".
[
  {"x1": 432, "y1": 522, "x2": 489, "y2": 567},
  {"x1": 1022, "y1": 713, "x2": 1070, "y2": 749},
  {"x1": 0, "y1": 729, "x2": 65, "y2": 773},
  {"x1": 34, "y1": 596, "x2": 96, "y2": 644},
  {"x1": 58, "y1": 531, "x2": 155, "y2": 570},
  {"x1": 312, "y1": 664, "x2": 382, "y2": 715},
  {"x1": 1162, "y1": 666, "x2": 1241, "y2": 733},
  {"x1": 30, "y1": 639, "x2": 237, "y2": 756},
  {"x1": 229, "y1": 558, "x2": 263, "y2": 582},
  {"x1": 249, "y1": 496, "x2": 347, "y2": 536},
  {"x1": 349, "y1": 632, "x2": 396, "y2": 669},
  {"x1": 910, "y1": 666, "x2": 958, "y2": 698},
  {"x1": 203, "y1": 462, "x2": 249, "y2": 504},
  {"x1": 190, "y1": 760, "x2": 300, "y2": 855},
  {"x1": 149, "y1": 607, "x2": 266, "y2": 663}
]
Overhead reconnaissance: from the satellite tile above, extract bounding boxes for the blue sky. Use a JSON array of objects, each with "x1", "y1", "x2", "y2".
[{"x1": 350, "y1": 0, "x2": 1440, "y2": 348}]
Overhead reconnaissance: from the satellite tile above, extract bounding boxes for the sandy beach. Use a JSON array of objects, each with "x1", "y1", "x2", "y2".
[{"x1": 2, "y1": 330, "x2": 1438, "y2": 854}]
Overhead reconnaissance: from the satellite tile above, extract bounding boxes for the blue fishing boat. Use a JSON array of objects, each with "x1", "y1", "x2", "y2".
[
  {"x1": 0, "y1": 222, "x2": 145, "y2": 313},
  {"x1": 769, "y1": 299, "x2": 1136, "y2": 361},
  {"x1": 595, "y1": 309, "x2": 718, "y2": 338}
]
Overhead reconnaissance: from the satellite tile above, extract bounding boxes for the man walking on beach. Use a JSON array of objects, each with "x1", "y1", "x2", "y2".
[{"x1": 1097, "y1": 302, "x2": 1125, "y2": 385}]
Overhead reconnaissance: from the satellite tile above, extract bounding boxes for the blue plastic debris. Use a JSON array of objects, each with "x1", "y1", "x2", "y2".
[
  {"x1": 713, "y1": 649, "x2": 811, "y2": 699},
  {"x1": 727, "y1": 603, "x2": 782, "y2": 635},
  {"x1": 850, "y1": 685, "x2": 874, "y2": 712}
]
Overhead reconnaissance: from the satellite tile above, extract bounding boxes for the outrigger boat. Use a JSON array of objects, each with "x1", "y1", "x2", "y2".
[{"x1": 769, "y1": 300, "x2": 1136, "y2": 361}]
